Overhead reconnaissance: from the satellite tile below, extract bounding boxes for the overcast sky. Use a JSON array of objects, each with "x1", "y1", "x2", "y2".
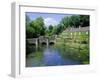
[{"x1": 26, "y1": 12, "x2": 73, "y2": 27}]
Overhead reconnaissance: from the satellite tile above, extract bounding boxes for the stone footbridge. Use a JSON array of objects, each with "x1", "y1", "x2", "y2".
[{"x1": 27, "y1": 35, "x2": 57, "y2": 46}]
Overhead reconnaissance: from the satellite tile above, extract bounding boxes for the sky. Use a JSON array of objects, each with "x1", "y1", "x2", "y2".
[{"x1": 26, "y1": 12, "x2": 73, "y2": 27}]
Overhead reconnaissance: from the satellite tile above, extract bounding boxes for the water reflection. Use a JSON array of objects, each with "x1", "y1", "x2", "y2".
[{"x1": 26, "y1": 45, "x2": 84, "y2": 67}]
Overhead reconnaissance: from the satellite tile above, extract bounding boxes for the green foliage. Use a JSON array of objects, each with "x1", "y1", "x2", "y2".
[
  {"x1": 47, "y1": 25, "x2": 54, "y2": 36},
  {"x1": 60, "y1": 16, "x2": 71, "y2": 28},
  {"x1": 55, "y1": 24, "x2": 64, "y2": 35},
  {"x1": 70, "y1": 15, "x2": 80, "y2": 28},
  {"x1": 26, "y1": 15, "x2": 90, "y2": 65},
  {"x1": 26, "y1": 16, "x2": 46, "y2": 38},
  {"x1": 26, "y1": 15, "x2": 90, "y2": 38},
  {"x1": 55, "y1": 42, "x2": 89, "y2": 64},
  {"x1": 79, "y1": 15, "x2": 90, "y2": 27},
  {"x1": 60, "y1": 15, "x2": 80, "y2": 28},
  {"x1": 57, "y1": 15, "x2": 89, "y2": 34},
  {"x1": 26, "y1": 26, "x2": 35, "y2": 38}
]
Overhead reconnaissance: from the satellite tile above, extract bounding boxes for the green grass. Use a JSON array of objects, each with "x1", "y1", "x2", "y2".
[{"x1": 54, "y1": 31, "x2": 89, "y2": 64}]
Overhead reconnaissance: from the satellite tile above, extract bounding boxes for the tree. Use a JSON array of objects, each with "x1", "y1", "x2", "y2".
[
  {"x1": 56, "y1": 24, "x2": 61, "y2": 35},
  {"x1": 26, "y1": 26, "x2": 35, "y2": 38},
  {"x1": 26, "y1": 15, "x2": 34, "y2": 38},
  {"x1": 26, "y1": 15, "x2": 90, "y2": 38},
  {"x1": 29, "y1": 17, "x2": 46, "y2": 38},
  {"x1": 60, "y1": 16, "x2": 71, "y2": 28},
  {"x1": 59, "y1": 15, "x2": 89, "y2": 29},
  {"x1": 79, "y1": 15, "x2": 90, "y2": 27},
  {"x1": 52, "y1": 25, "x2": 58, "y2": 35},
  {"x1": 48, "y1": 25, "x2": 54, "y2": 36},
  {"x1": 70, "y1": 15, "x2": 80, "y2": 28},
  {"x1": 59, "y1": 15, "x2": 80, "y2": 29}
]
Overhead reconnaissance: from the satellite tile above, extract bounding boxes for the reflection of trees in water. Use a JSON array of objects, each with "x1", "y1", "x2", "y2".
[
  {"x1": 27, "y1": 43, "x2": 89, "y2": 64},
  {"x1": 54, "y1": 43, "x2": 89, "y2": 64},
  {"x1": 26, "y1": 40, "x2": 89, "y2": 64}
]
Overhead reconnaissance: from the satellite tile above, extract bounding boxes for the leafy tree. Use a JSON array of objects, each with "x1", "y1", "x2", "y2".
[
  {"x1": 29, "y1": 17, "x2": 46, "y2": 38},
  {"x1": 26, "y1": 15, "x2": 90, "y2": 38},
  {"x1": 79, "y1": 15, "x2": 90, "y2": 27},
  {"x1": 26, "y1": 15, "x2": 34, "y2": 38},
  {"x1": 60, "y1": 16, "x2": 70, "y2": 28},
  {"x1": 70, "y1": 15, "x2": 80, "y2": 28},
  {"x1": 26, "y1": 26, "x2": 35, "y2": 38},
  {"x1": 56, "y1": 24, "x2": 63, "y2": 35},
  {"x1": 52, "y1": 25, "x2": 58, "y2": 35},
  {"x1": 48, "y1": 25, "x2": 54, "y2": 36}
]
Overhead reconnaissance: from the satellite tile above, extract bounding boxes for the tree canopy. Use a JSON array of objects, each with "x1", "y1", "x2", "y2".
[
  {"x1": 26, "y1": 17, "x2": 46, "y2": 38},
  {"x1": 26, "y1": 15, "x2": 89, "y2": 38}
]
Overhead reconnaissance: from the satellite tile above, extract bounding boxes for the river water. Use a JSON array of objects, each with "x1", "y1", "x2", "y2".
[{"x1": 26, "y1": 45, "x2": 83, "y2": 67}]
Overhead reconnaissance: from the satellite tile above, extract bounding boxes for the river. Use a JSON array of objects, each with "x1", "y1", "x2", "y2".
[{"x1": 26, "y1": 44, "x2": 85, "y2": 67}]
